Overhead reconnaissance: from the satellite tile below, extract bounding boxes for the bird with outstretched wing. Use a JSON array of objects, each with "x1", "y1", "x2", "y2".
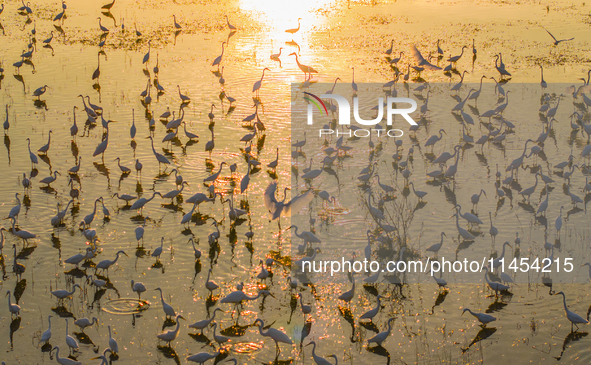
[
  {"x1": 543, "y1": 27, "x2": 574, "y2": 46},
  {"x1": 410, "y1": 45, "x2": 442, "y2": 71}
]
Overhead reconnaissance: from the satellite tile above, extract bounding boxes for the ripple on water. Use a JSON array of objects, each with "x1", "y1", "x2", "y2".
[{"x1": 102, "y1": 298, "x2": 151, "y2": 315}]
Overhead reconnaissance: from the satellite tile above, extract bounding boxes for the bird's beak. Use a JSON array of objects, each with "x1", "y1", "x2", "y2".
[
  {"x1": 305, "y1": 343, "x2": 312, "y2": 347},
  {"x1": 124, "y1": 252, "x2": 129, "y2": 257}
]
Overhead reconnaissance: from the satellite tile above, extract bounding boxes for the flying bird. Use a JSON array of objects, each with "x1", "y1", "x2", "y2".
[
  {"x1": 543, "y1": 28, "x2": 574, "y2": 46},
  {"x1": 410, "y1": 45, "x2": 442, "y2": 71}
]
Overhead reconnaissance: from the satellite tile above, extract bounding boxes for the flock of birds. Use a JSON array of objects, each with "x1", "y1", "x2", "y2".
[{"x1": 0, "y1": 0, "x2": 590, "y2": 364}]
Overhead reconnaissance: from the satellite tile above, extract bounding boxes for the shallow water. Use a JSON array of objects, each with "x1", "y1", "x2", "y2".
[{"x1": 1, "y1": 0, "x2": 591, "y2": 364}]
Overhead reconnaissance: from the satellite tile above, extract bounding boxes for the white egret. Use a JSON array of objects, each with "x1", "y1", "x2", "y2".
[
  {"x1": 6, "y1": 290, "x2": 20, "y2": 317},
  {"x1": 454, "y1": 204, "x2": 483, "y2": 225},
  {"x1": 155, "y1": 287, "x2": 176, "y2": 317},
  {"x1": 131, "y1": 280, "x2": 146, "y2": 299},
  {"x1": 256, "y1": 260, "x2": 269, "y2": 281},
  {"x1": 188, "y1": 308, "x2": 223, "y2": 333},
  {"x1": 226, "y1": 199, "x2": 247, "y2": 220},
  {"x1": 205, "y1": 126, "x2": 215, "y2": 155},
  {"x1": 433, "y1": 145, "x2": 460, "y2": 165},
  {"x1": 142, "y1": 40, "x2": 151, "y2": 64},
  {"x1": 488, "y1": 212, "x2": 498, "y2": 242},
  {"x1": 162, "y1": 181, "x2": 188, "y2": 201},
  {"x1": 554, "y1": 291, "x2": 588, "y2": 331},
  {"x1": 424, "y1": 129, "x2": 446, "y2": 150},
  {"x1": 306, "y1": 341, "x2": 334, "y2": 365},
  {"x1": 65, "y1": 318, "x2": 79, "y2": 353},
  {"x1": 86, "y1": 274, "x2": 106, "y2": 289},
  {"x1": 451, "y1": 213, "x2": 475, "y2": 241},
  {"x1": 37, "y1": 130, "x2": 53, "y2": 154},
  {"x1": 183, "y1": 122, "x2": 198, "y2": 140},
  {"x1": 205, "y1": 268, "x2": 219, "y2": 292},
  {"x1": 471, "y1": 189, "x2": 487, "y2": 207},
  {"x1": 253, "y1": 318, "x2": 293, "y2": 352},
  {"x1": 9, "y1": 217, "x2": 36, "y2": 245},
  {"x1": 506, "y1": 139, "x2": 534, "y2": 172},
  {"x1": 220, "y1": 289, "x2": 271, "y2": 305},
  {"x1": 33, "y1": 85, "x2": 49, "y2": 99},
  {"x1": 290, "y1": 225, "x2": 321, "y2": 245},
  {"x1": 518, "y1": 173, "x2": 539, "y2": 201},
  {"x1": 289, "y1": 53, "x2": 319, "y2": 79},
  {"x1": 462, "y1": 308, "x2": 496, "y2": 326},
  {"x1": 555, "y1": 206, "x2": 563, "y2": 234},
  {"x1": 212, "y1": 42, "x2": 226, "y2": 68},
  {"x1": 492, "y1": 242, "x2": 511, "y2": 270},
  {"x1": 41, "y1": 315, "x2": 52, "y2": 344},
  {"x1": 96, "y1": 250, "x2": 128, "y2": 274},
  {"x1": 359, "y1": 295, "x2": 382, "y2": 321},
  {"x1": 337, "y1": 274, "x2": 355, "y2": 303},
  {"x1": 40, "y1": 171, "x2": 60, "y2": 186},
  {"x1": 113, "y1": 192, "x2": 137, "y2": 205},
  {"x1": 148, "y1": 136, "x2": 171, "y2": 168},
  {"x1": 151, "y1": 237, "x2": 164, "y2": 262},
  {"x1": 115, "y1": 157, "x2": 131, "y2": 174},
  {"x1": 51, "y1": 346, "x2": 81, "y2": 365},
  {"x1": 93, "y1": 120, "x2": 115, "y2": 158},
  {"x1": 108, "y1": 325, "x2": 119, "y2": 354},
  {"x1": 130, "y1": 191, "x2": 162, "y2": 212},
  {"x1": 264, "y1": 182, "x2": 313, "y2": 220},
  {"x1": 406, "y1": 182, "x2": 427, "y2": 201},
  {"x1": 173, "y1": 15, "x2": 181, "y2": 29},
  {"x1": 68, "y1": 157, "x2": 82, "y2": 175},
  {"x1": 189, "y1": 238, "x2": 201, "y2": 259},
  {"x1": 225, "y1": 15, "x2": 236, "y2": 30},
  {"x1": 426, "y1": 232, "x2": 447, "y2": 255},
  {"x1": 252, "y1": 68, "x2": 270, "y2": 95},
  {"x1": 82, "y1": 197, "x2": 102, "y2": 225},
  {"x1": 203, "y1": 162, "x2": 226, "y2": 183},
  {"x1": 27, "y1": 138, "x2": 39, "y2": 165},
  {"x1": 537, "y1": 192, "x2": 549, "y2": 216},
  {"x1": 186, "y1": 351, "x2": 220, "y2": 364},
  {"x1": 433, "y1": 274, "x2": 447, "y2": 288},
  {"x1": 211, "y1": 321, "x2": 230, "y2": 345},
  {"x1": 566, "y1": 186, "x2": 584, "y2": 206},
  {"x1": 74, "y1": 317, "x2": 98, "y2": 332},
  {"x1": 543, "y1": 28, "x2": 574, "y2": 46},
  {"x1": 7, "y1": 193, "x2": 21, "y2": 221},
  {"x1": 157, "y1": 314, "x2": 185, "y2": 345},
  {"x1": 483, "y1": 266, "x2": 509, "y2": 294},
  {"x1": 367, "y1": 317, "x2": 395, "y2": 346},
  {"x1": 135, "y1": 216, "x2": 148, "y2": 243},
  {"x1": 296, "y1": 293, "x2": 311, "y2": 315},
  {"x1": 51, "y1": 284, "x2": 81, "y2": 301},
  {"x1": 64, "y1": 247, "x2": 94, "y2": 267}
]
